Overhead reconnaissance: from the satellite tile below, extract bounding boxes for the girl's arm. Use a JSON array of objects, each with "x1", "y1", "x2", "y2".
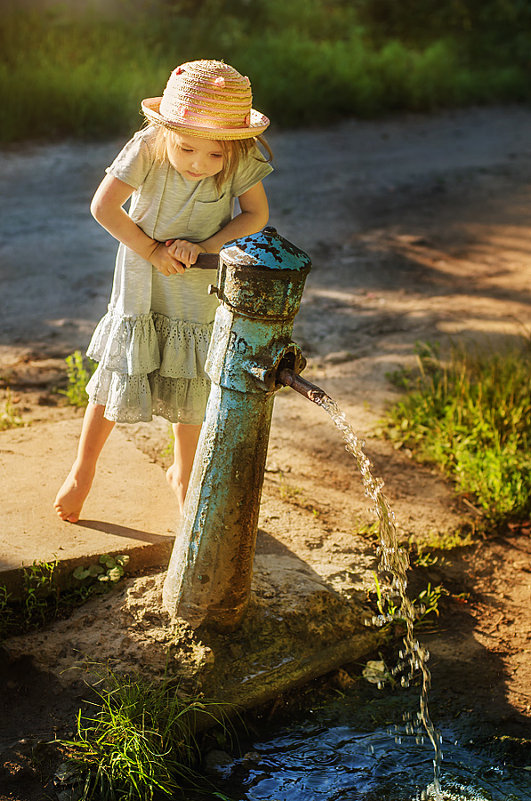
[
  {"x1": 202, "y1": 181, "x2": 269, "y2": 253},
  {"x1": 91, "y1": 174, "x2": 186, "y2": 275},
  {"x1": 166, "y1": 182, "x2": 269, "y2": 267}
]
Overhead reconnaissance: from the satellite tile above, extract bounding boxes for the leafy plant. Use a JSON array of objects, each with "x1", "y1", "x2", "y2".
[
  {"x1": 0, "y1": 555, "x2": 129, "y2": 640},
  {"x1": 22, "y1": 558, "x2": 60, "y2": 629},
  {"x1": 0, "y1": 388, "x2": 25, "y2": 430},
  {"x1": 371, "y1": 571, "x2": 445, "y2": 629},
  {"x1": 412, "y1": 549, "x2": 440, "y2": 568},
  {"x1": 385, "y1": 340, "x2": 531, "y2": 525},
  {"x1": 73, "y1": 554, "x2": 130, "y2": 586},
  {"x1": 358, "y1": 521, "x2": 380, "y2": 539},
  {"x1": 373, "y1": 571, "x2": 398, "y2": 625},
  {"x1": 59, "y1": 350, "x2": 97, "y2": 408},
  {"x1": 415, "y1": 582, "x2": 447, "y2": 623},
  {"x1": 0, "y1": 585, "x2": 15, "y2": 638},
  {"x1": 62, "y1": 669, "x2": 235, "y2": 801},
  {"x1": 1, "y1": 559, "x2": 59, "y2": 638}
]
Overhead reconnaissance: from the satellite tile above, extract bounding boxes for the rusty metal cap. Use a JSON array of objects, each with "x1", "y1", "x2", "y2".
[
  {"x1": 220, "y1": 227, "x2": 311, "y2": 273},
  {"x1": 216, "y1": 229, "x2": 311, "y2": 320}
]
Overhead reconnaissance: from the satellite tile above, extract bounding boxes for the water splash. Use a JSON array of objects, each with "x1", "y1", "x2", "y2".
[{"x1": 317, "y1": 394, "x2": 443, "y2": 796}]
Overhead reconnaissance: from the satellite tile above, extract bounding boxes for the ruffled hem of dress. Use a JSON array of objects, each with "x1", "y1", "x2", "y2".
[
  {"x1": 86, "y1": 308, "x2": 213, "y2": 378},
  {"x1": 86, "y1": 367, "x2": 211, "y2": 424}
]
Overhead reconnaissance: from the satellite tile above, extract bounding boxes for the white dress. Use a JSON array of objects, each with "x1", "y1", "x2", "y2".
[{"x1": 86, "y1": 126, "x2": 273, "y2": 424}]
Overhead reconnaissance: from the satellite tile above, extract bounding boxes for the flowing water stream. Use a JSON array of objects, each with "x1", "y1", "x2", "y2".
[
  {"x1": 318, "y1": 395, "x2": 442, "y2": 797},
  {"x1": 277, "y1": 371, "x2": 442, "y2": 796},
  {"x1": 241, "y1": 372, "x2": 530, "y2": 801}
]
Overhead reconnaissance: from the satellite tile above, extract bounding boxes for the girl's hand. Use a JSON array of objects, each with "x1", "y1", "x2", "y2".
[
  {"x1": 150, "y1": 242, "x2": 186, "y2": 276},
  {"x1": 165, "y1": 239, "x2": 207, "y2": 268}
]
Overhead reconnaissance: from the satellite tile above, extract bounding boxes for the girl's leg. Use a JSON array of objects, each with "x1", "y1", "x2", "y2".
[
  {"x1": 166, "y1": 422, "x2": 202, "y2": 513},
  {"x1": 54, "y1": 403, "x2": 115, "y2": 523}
]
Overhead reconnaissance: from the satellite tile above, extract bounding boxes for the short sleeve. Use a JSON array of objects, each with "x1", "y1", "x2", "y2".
[
  {"x1": 230, "y1": 146, "x2": 274, "y2": 198},
  {"x1": 105, "y1": 128, "x2": 155, "y2": 190}
]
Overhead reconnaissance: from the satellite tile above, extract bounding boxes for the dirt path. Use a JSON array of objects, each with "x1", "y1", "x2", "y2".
[{"x1": 1, "y1": 105, "x2": 530, "y2": 795}]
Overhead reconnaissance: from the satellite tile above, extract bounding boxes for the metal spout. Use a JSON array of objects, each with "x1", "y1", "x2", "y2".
[{"x1": 277, "y1": 367, "x2": 330, "y2": 405}]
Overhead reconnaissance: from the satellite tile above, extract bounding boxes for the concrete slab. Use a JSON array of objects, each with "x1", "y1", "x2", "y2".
[
  {"x1": 0, "y1": 419, "x2": 176, "y2": 594},
  {"x1": 4, "y1": 566, "x2": 385, "y2": 713}
]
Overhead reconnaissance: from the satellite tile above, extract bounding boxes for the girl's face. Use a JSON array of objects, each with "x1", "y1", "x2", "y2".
[{"x1": 166, "y1": 132, "x2": 224, "y2": 181}]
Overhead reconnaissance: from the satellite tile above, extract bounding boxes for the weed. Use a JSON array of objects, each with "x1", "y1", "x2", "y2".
[
  {"x1": 0, "y1": 388, "x2": 25, "y2": 430},
  {"x1": 0, "y1": 555, "x2": 129, "y2": 640},
  {"x1": 0, "y1": 584, "x2": 10, "y2": 610},
  {"x1": 73, "y1": 554, "x2": 130, "y2": 586},
  {"x1": 358, "y1": 521, "x2": 380, "y2": 539},
  {"x1": 412, "y1": 550, "x2": 440, "y2": 568},
  {"x1": 59, "y1": 350, "x2": 97, "y2": 408},
  {"x1": 453, "y1": 592, "x2": 471, "y2": 603},
  {"x1": 373, "y1": 572, "x2": 401, "y2": 627},
  {"x1": 0, "y1": 585, "x2": 15, "y2": 637},
  {"x1": 409, "y1": 528, "x2": 476, "y2": 566},
  {"x1": 415, "y1": 583, "x2": 447, "y2": 623},
  {"x1": 278, "y1": 471, "x2": 304, "y2": 503},
  {"x1": 22, "y1": 558, "x2": 60, "y2": 629},
  {"x1": 411, "y1": 529, "x2": 476, "y2": 553},
  {"x1": 371, "y1": 571, "x2": 445, "y2": 629},
  {"x1": 384, "y1": 340, "x2": 531, "y2": 525},
  {"x1": 62, "y1": 668, "x2": 236, "y2": 800}
]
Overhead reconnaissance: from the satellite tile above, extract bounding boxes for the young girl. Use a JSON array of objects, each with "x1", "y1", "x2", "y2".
[{"x1": 54, "y1": 59, "x2": 272, "y2": 522}]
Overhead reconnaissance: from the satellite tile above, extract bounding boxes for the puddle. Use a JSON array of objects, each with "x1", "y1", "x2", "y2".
[{"x1": 205, "y1": 721, "x2": 529, "y2": 801}]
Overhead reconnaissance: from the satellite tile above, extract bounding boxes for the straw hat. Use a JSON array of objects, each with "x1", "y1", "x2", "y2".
[{"x1": 142, "y1": 59, "x2": 270, "y2": 140}]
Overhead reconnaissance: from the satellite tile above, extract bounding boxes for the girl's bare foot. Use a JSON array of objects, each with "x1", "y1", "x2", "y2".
[{"x1": 54, "y1": 464, "x2": 95, "y2": 523}]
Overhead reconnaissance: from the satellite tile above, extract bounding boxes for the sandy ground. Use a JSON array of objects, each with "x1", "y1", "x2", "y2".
[{"x1": 1, "y1": 105, "x2": 530, "y2": 797}]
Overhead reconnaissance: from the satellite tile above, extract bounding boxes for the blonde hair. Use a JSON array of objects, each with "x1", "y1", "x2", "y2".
[{"x1": 148, "y1": 122, "x2": 272, "y2": 192}]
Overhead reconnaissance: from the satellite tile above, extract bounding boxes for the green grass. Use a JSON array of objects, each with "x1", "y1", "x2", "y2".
[
  {"x1": 0, "y1": 556, "x2": 130, "y2": 640},
  {"x1": 1, "y1": 1, "x2": 531, "y2": 143},
  {"x1": 62, "y1": 669, "x2": 235, "y2": 800},
  {"x1": 0, "y1": 558, "x2": 63, "y2": 639},
  {"x1": 384, "y1": 341, "x2": 531, "y2": 525}
]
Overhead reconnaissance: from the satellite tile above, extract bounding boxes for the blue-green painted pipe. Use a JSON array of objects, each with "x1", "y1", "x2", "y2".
[{"x1": 162, "y1": 228, "x2": 311, "y2": 630}]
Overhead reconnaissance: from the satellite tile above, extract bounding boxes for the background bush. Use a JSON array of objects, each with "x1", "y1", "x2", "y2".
[{"x1": 1, "y1": 0, "x2": 530, "y2": 141}]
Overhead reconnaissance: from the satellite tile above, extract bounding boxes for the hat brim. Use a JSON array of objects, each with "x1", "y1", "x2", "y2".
[{"x1": 141, "y1": 97, "x2": 270, "y2": 140}]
